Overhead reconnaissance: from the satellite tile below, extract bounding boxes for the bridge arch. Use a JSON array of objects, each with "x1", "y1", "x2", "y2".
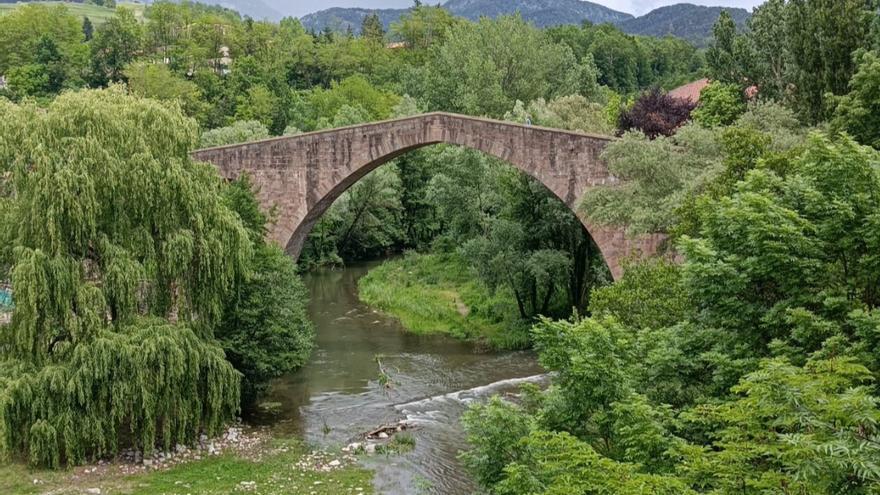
[{"x1": 192, "y1": 113, "x2": 665, "y2": 280}]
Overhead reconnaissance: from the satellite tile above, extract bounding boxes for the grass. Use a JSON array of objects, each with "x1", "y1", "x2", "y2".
[
  {"x1": 0, "y1": 2, "x2": 146, "y2": 24},
  {"x1": 375, "y1": 433, "x2": 416, "y2": 455},
  {"x1": 0, "y1": 438, "x2": 373, "y2": 495},
  {"x1": 358, "y1": 252, "x2": 531, "y2": 349}
]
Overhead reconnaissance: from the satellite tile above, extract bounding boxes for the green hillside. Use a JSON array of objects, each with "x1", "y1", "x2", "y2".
[{"x1": 0, "y1": 1, "x2": 145, "y2": 24}]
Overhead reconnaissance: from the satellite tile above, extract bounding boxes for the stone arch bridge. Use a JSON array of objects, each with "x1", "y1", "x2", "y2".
[{"x1": 192, "y1": 112, "x2": 664, "y2": 280}]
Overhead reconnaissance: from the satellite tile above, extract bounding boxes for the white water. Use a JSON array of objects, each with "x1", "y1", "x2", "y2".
[{"x1": 256, "y1": 262, "x2": 546, "y2": 494}]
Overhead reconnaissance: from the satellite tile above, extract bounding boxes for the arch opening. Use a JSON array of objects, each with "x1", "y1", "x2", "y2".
[{"x1": 292, "y1": 141, "x2": 613, "y2": 320}]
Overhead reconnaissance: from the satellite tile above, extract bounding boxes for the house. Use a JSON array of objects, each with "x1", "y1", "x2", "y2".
[
  {"x1": 669, "y1": 78, "x2": 760, "y2": 103},
  {"x1": 668, "y1": 78, "x2": 710, "y2": 103}
]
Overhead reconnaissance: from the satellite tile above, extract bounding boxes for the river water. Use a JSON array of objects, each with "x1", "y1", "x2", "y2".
[{"x1": 256, "y1": 261, "x2": 545, "y2": 494}]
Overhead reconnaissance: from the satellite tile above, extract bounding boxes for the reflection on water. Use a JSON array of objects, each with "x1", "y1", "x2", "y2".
[{"x1": 255, "y1": 261, "x2": 545, "y2": 494}]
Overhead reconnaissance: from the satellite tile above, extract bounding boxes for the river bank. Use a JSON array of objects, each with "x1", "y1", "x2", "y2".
[
  {"x1": 255, "y1": 260, "x2": 544, "y2": 494},
  {"x1": 357, "y1": 252, "x2": 531, "y2": 350},
  {"x1": 1, "y1": 427, "x2": 373, "y2": 495},
  {"x1": 4, "y1": 259, "x2": 543, "y2": 495}
]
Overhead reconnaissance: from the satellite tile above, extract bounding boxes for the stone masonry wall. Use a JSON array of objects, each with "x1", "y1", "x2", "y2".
[{"x1": 192, "y1": 112, "x2": 666, "y2": 280}]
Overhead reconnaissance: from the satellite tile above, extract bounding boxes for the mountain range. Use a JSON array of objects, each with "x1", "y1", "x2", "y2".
[
  {"x1": 299, "y1": 1, "x2": 750, "y2": 45},
  {"x1": 617, "y1": 4, "x2": 751, "y2": 45},
  {"x1": 300, "y1": 0, "x2": 632, "y2": 33},
  {"x1": 175, "y1": 0, "x2": 751, "y2": 46}
]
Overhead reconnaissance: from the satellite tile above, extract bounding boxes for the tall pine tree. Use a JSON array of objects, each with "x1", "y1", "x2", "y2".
[{"x1": 361, "y1": 13, "x2": 385, "y2": 42}]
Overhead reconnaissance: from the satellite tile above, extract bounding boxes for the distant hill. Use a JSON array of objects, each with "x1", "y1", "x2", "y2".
[
  {"x1": 301, "y1": 0, "x2": 633, "y2": 34},
  {"x1": 141, "y1": 0, "x2": 282, "y2": 21},
  {"x1": 442, "y1": 0, "x2": 632, "y2": 27},
  {"x1": 300, "y1": 7, "x2": 409, "y2": 34},
  {"x1": 617, "y1": 4, "x2": 751, "y2": 46},
  {"x1": 196, "y1": 0, "x2": 281, "y2": 20},
  {"x1": 0, "y1": 1, "x2": 146, "y2": 24}
]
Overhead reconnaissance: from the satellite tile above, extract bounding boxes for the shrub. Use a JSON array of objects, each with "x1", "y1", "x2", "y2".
[
  {"x1": 618, "y1": 87, "x2": 696, "y2": 138},
  {"x1": 692, "y1": 81, "x2": 746, "y2": 127}
]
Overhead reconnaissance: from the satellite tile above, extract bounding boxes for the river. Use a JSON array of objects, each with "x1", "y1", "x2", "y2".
[{"x1": 255, "y1": 260, "x2": 546, "y2": 494}]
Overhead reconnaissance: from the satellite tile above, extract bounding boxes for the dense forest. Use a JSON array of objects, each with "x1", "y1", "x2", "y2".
[{"x1": 0, "y1": 0, "x2": 879, "y2": 493}]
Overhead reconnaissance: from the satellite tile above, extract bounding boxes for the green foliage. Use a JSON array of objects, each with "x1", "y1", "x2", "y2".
[
  {"x1": 681, "y1": 133, "x2": 880, "y2": 350},
  {"x1": 390, "y1": 4, "x2": 456, "y2": 52},
  {"x1": 504, "y1": 94, "x2": 615, "y2": 135},
  {"x1": 0, "y1": 4, "x2": 87, "y2": 97},
  {"x1": 733, "y1": 100, "x2": 805, "y2": 151},
  {"x1": 832, "y1": 50, "x2": 880, "y2": 149},
  {"x1": 419, "y1": 146, "x2": 609, "y2": 318},
  {"x1": 678, "y1": 357, "x2": 880, "y2": 493},
  {"x1": 301, "y1": 165, "x2": 404, "y2": 267},
  {"x1": 414, "y1": 14, "x2": 587, "y2": 117},
  {"x1": 584, "y1": 102, "x2": 807, "y2": 236},
  {"x1": 0, "y1": 88, "x2": 250, "y2": 466},
  {"x1": 234, "y1": 85, "x2": 279, "y2": 128},
  {"x1": 705, "y1": 0, "x2": 877, "y2": 123},
  {"x1": 360, "y1": 13, "x2": 384, "y2": 42},
  {"x1": 589, "y1": 259, "x2": 689, "y2": 330},
  {"x1": 199, "y1": 120, "x2": 270, "y2": 148},
  {"x1": 89, "y1": 7, "x2": 142, "y2": 85},
  {"x1": 125, "y1": 62, "x2": 208, "y2": 124},
  {"x1": 460, "y1": 397, "x2": 531, "y2": 487},
  {"x1": 5, "y1": 64, "x2": 50, "y2": 98},
  {"x1": 531, "y1": 317, "x2": 636, "y2": 434},
  {"x1": 745, "y1": 0, "x2": 787, "y2": 100},
  {"x1": 784, "y1": 0, "x2": 877, "y2": 123},
  {"x1": 692, "y1": 82, "x2": 746, "y2": 127},
  {"x1": 358, "y1": 252, "x2": 527, "y2": 349},
  {"x1": 217, "y1": 244, "x2": 314, "y2": 406},
  {"x1": 495, "y1": 430, "x2": 693, "y2": 495},
  {"x1": 548, "y1": 23, "x2": 702, "y2": 95},
  {"x1": 214, "y1": 176, "x2": 313, "y2": 406},
  {"x1": 462, "y1": 123, "x2": 880, "y2": 494},
  {"x1": 705, "y1": 10, "x2": 751, "y2": 87},
  {"x1": 582, "y1": 123, "x2": 722, "y2": 234},
  {"x1": 306, "y1": 75, "x2": 400, "y2": 127}
]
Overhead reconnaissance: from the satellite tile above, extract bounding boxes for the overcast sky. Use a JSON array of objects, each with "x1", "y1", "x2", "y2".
[{"x1": 282, "y1": 0, "x2": 766, "y2": 18}]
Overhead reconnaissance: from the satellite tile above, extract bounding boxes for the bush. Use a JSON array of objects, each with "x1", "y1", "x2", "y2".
[
  {"x1": 692, "y1": 82, "x2": 746, "y2": 127},
  {"x1": 459, "y1": 397, "x2": 531, "y2": 487},
  {"x1": 589, "y1": 259, "x2": 689, "y2": 329},
  {"x1": 200, "y1": 120, "x2": 270, "y2": 148},
  {"x1": 216, "y1": 244, "x2": 314, "y2": 407},
  {"x1": 218, "y1": 177, "x2": 315, "y2": 407},
  {"x1": 618, "y1": 87, "x2": 696, "y2": 138}
]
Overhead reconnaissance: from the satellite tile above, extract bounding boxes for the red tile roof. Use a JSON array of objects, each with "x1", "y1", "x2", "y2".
[{"x1": 668, "y1": 78, "x2": 710, "y2": 103}]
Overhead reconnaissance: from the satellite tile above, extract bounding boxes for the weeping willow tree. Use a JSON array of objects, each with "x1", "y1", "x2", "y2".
[{"x1": 0, "y1": 87, "x2": 251, "y2": 467}]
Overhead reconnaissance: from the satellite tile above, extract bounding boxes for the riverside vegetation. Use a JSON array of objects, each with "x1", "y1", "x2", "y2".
[{"x1": 0, "y1": 0, "x2": 879, "y2": 493}]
